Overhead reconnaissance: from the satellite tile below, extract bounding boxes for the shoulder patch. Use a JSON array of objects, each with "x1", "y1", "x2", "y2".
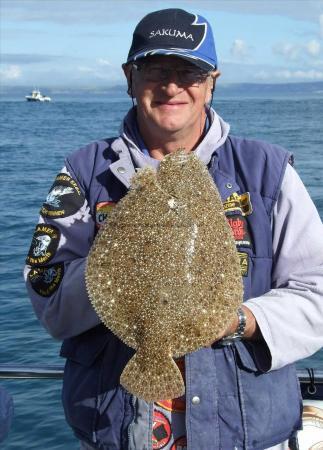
[
  {"x1": 40, "y1": 173, "x2": 84, "y2": 219},
  {"x1": 26, "y1": 224, "x2": 60, "y2": 266},
  {"x1": 28, "y1": 263, "x2": 64, "y2": 297}
]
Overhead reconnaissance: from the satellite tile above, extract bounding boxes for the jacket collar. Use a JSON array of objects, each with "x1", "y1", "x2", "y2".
[{"x1": 109, "y1": 107, "x2": 238, "y2": 199}]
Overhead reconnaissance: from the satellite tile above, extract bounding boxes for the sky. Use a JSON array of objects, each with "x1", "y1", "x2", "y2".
[{"x1": 1, "y1": 0, "x2": 323, "y2": 88}]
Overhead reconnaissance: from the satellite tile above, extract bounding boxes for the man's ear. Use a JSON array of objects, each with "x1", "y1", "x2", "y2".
[
  {"x1": 205, "y1": 70, "x2": 221, "y2": 104},
  {"x1": 122, "y1": 63, "x2": 135, "y2": 97}
]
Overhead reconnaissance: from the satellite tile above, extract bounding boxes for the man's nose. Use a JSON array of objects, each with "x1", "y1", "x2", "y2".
[{"x1": 161, "y1": 75, "x2": 183, "y2": 95}]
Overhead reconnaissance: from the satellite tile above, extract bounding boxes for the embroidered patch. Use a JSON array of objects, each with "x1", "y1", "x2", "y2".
[
  {"x1": 223, "y1": 192, "x2": 252, "y2": 216},
  {"x1": 171, "y1": 436, "x2": 187, "y2": 450},
  {"x1": 40, "y1": 173, "x2": 84, "y2": 218},
  {"x1": 28, "y1": 263, "x2": 64, "y2": 297},
  {"x1": 238, "y1": 252, "x2": 249, "y2": 277},
  {"x1": 152, "y1": 410, "x2": 171, "y2": 449},
  {"x1": 226, "y1": 215, "x2": 252, "y2": 247},
  {"x1": 239, "y1": 192, "x2": 253, "y2": 216},
  {"x1": 26, "y1": 224, "x2": 60, "y2": 266},
  {"x1": 223, "y1": 192, "x2": 243, "y2": 215},
  {"x1": 95, "y1": 202, "x2": 116, "y2": 228}
]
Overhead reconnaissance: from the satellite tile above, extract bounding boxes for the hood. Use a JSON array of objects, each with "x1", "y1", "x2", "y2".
[{"x1": 119, "y1": 107, "x2": 230, "y2": 169}]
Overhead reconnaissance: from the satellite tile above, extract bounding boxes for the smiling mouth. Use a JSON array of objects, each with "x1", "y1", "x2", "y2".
[{"x1": 154, "y1": 101, "x2": 187, "y2": 108}]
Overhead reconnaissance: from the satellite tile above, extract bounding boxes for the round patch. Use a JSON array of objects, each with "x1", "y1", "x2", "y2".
[
  {"x1": 40, "y1": 173, "x2": 84, "y2": 218},
  {"x1": 152, "y1": 410, "x2": 171, "y2": 449},
  {"x1": 171, "y1": 436, "x2": 187, "y2": 450},
  {"x1": 28, "y1": 263, "x2": 64, "y2": 297},
  {"x1": 26, "y1": 224, "x2": 60, "y2": 266}
]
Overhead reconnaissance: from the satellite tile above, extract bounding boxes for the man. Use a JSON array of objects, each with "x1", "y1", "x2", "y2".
[{"x1": 24, "y1": 8, "x2": 323, "y2": 450}]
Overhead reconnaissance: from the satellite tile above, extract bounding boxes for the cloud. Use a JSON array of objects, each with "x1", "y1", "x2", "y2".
[
  {"x1": 0, "y1": 65, "x2": 22, "y2": 79},
  {"x1": 1, "y1": 53, "x2": 64, "y2": 65},
  {"x1": 306, "y1": 39, "x2": 321, "y2": 56},
  {"x1": 192, "y1": 0, "x2": 323, "y2": 23},
  {"x1": 76, "y1": 62, "x2": 122, "y2": 82},
  {"x1": 2, "y1": 0, "x2": 322, "y2": 25},
  {"x1": 273, "y1": 39, "x2": 322, "y2": 61},
  {"x1": 97, "y1": 58, "x2": 111, "y2": 66},
  {"x1": 320, "y1": 14, "x2": 323, "y2": 38},
  {"x1": 273, "y1": 42, "x2": 300, "y2": 60},
  {"x1": 230, "y1": 39, "x2": 249, "y2": 59},
  {"x1": 77, "y1": 66, "x2": 95, "y2": 73}
]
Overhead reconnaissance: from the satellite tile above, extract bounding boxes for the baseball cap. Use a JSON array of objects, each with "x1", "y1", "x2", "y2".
[{"x1": 126, "y1": 8, "x2": 217, "y2": 72}]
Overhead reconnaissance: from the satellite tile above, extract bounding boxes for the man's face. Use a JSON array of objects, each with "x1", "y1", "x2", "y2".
[{"x1": 124, "y1": 56, "x2": 217, "y2": 139}]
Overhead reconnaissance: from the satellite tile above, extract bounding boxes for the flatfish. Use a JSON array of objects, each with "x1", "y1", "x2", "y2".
[{"x1": 85, "y1": 151, "x2": 243, "y2": 402}]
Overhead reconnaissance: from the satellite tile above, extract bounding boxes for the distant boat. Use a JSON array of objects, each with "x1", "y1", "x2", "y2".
[{"x1": 25, "y1": 89, "x2": 51, "y2": 102}]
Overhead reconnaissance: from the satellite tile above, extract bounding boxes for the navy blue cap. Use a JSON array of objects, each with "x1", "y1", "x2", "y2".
[{"x1": 127, "y1": 8, "x2": 217, "y2": 72}]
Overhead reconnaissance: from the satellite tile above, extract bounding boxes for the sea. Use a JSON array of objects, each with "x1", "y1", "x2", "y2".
[{"x1": 0, "y1": 91, "x2": 322, "y2": 449}]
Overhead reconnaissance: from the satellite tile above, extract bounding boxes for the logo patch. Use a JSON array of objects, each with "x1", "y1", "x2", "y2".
[
  {"x1": 171, "y1": 436, "x2": 187, "y2": 450},
  {"x1": 238, "y1": 252, "x2": 249, "y2": 277},
  {"x1": 95, "y1": 202, "x2": 116, "y2": 228},
  {"x1": 152, "y1": 410, "x2": 171, "y2": 449},
  {"x1": 239, "y1": 192, "x2": 253, "y2": 216},
  {"x1": 26, "y1": 224, "x2": 60, "y2": 265},
  {"x1": 28, "y1": 263, "x2": 64, "y2": 297},
  {"x1": 223, "y1": 192, "x2": 243, "y2": 215},
  {"x1": 226, "y1": 215, "x2": 252, "y2": 248},
  {"x1": 40, "y1": 173, "x2": 84, "y2": 219},
  {"x1": 223, "y1": 192, "x2": 252, "y2": 216}
]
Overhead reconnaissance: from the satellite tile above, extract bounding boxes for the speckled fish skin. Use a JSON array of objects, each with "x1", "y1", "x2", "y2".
[{"x1": 85, "y1": 151, "x2": 243, "y2": 402}]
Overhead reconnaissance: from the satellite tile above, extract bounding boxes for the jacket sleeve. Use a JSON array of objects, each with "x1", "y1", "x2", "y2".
[
  {"x1": 245, "y1": 163, "x2": 323, "y2": 370},
  {"x1": 24, "y1": 164, "x2": 101, "y2": 340}
]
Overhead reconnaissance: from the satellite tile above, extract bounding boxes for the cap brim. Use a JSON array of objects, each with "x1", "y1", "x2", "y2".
[{"x1": 128, "y1": 49, "x2": 216, "y2": 72}]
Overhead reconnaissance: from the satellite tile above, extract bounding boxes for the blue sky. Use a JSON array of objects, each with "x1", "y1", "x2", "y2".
[{"x1": 1, "y1": 0, "x2": 323, "y2": 87}]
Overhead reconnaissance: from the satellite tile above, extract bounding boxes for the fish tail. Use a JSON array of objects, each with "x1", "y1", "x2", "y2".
[{"x1": 120, "y1": 351, "x2": 185, "y2": 402}]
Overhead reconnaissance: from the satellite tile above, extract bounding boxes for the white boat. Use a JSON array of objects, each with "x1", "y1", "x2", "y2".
[{"x1": 25, "y1": 89, "x2": 51, "y2": 102}]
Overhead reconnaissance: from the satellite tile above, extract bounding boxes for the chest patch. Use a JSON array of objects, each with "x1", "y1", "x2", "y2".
[
  {"x1": 226, "y1": 214, "x2": 252, "y2": 248},
  {"x1": 95, "y1": 201, "x2": 116, "y2": 228},
  {"x1": 238, "y1": 252, "x2": 249, "y2": 277},
  {"x1": 152, "y1": 410, "x2": 171, "y2": 449},
  {"x1": 223, "y1": 192, "x2": 253, "y2": 216}
]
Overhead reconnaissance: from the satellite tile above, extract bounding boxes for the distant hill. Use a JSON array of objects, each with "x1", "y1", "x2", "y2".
[
  {"x1": 1, "y1": 81, "x2": 323, "y2": 100},
  {"x1": 217, "y1": 81, "x2": 323, "y2": 97}
]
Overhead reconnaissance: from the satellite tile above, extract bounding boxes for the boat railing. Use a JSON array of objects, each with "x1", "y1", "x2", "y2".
[
  {"x1": 0, "y1": 364, "x2": 64, "y2": 379},
  {"x1": 0, "y1": 365, "x2": 323, "y2": 384}
]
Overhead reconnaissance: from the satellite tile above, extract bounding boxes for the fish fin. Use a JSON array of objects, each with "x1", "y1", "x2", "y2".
[{"x1": 120, "y1": 351, "x2": 185, "y2": 402}]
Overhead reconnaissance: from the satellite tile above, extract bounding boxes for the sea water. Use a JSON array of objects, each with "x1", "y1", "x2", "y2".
[{"x1": 0, "y1": 94, "x2": 322, "y2": 449}]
